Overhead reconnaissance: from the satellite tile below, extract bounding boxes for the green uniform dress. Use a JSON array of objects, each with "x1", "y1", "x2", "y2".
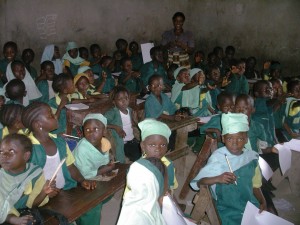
[
  {"x1": 94, "y1": 67, "x2": 115, "y2": 93},
  {"x1": 206, "y1": 80, "x2": 221, "y2": 112},
  {"x1": 36, "y1": 80, "x2": 51, "y2": 103},
  {"x1": 130, "y1": 53, "x2": 143, "y2": 71},
  {"x1": 225, "y1": 73, "x2": 249, "y2": 95},
  {"x1": 140, "y1": 61, "x2": 168, "y2": 86},
  {"x1": 191, "y1": 147, "x2": 261, "y2": 225},
  {"x1": 145, "y1": 93, "x2": 176, "y2": 119},
  {"x1": 119, "y1": 71, "x2": 143, "y2": 93}
]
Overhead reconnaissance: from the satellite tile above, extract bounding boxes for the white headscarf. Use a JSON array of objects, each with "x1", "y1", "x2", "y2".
[
  {"x1": 117, "y1": 160, "x2": 166, "y2": 225},
  {"x1": 40, "y1": 44, "x2": 63, "y2": 75},
  {"x1": 5, "y1": 62, "x2": 42, "y2": 106}
]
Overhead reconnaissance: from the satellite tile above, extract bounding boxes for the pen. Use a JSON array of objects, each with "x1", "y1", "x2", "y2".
[{"x1": 224, "y1": 154, "x2": 237, "y2": 185}]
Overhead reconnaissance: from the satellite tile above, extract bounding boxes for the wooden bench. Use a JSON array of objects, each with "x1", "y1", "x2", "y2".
[{"x1": 42, "y1": 163, "x2": 129, "y2": 225}]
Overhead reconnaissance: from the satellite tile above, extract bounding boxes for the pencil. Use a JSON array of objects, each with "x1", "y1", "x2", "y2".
[
  {"x1": 49, "y1": 158, "x2": 66, "y2": 186},
  {"x1": 224, "y1": 154, "x2": 237, "y2": 185}
]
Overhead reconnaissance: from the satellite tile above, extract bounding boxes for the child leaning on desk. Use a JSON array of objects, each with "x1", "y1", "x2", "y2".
[
  {"x1": 191, "y1": 113, "x2": 266, "y2": 225},
  {"x1": 73, "y1": 113, "x2": 115, "y2": 225}
]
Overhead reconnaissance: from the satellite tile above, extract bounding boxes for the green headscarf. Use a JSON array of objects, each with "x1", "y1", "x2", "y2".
[
  {"x1": 66, "y1": 41, "x2": 78, "y2": 52},
  {"x1": 78, "y1": 66, "x2": 91, "y2": 74},
  {"x1": 138, "y1": 119, "x2": 171, "y2": 141},
  {"x1": 173, "y1": 66, "x2": 187, "y2": 79},
  {"x1": 221, "y1": 113, "x2": 249, "y2": 135},
  {"x1": 189, "y1": 68, "x2": 202, "y2": 79},
  {"x1": 83, "y1": 113, "x2": 107, "y2": 127}
]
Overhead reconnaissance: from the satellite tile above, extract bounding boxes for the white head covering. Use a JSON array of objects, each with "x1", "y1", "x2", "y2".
[
  {"x1": 40, "y1": 44, "x2": 63, "y2": 75},
  {"x1": 117, "y1": 159, "x2": 166, "y2": 225},
  {"x1": 5, "y1": 62, "x2": 42, "y2": 106},
  {"x1": 221, "y1": 113, "x2": 249, "y2": 135}
]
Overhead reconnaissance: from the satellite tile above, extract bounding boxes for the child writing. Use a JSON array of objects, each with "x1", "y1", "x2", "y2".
[
  {"x1": 36, "y1": 61, "x2": 55, "y2": 103},
  {"x1": 0, "y1": 133, "x2": 58, "y2": 225},
  {"x1": 0, "y1": 104, "x2": 25, "y2": 139},
  {"x1": 283, "y1": 80, "x2": 300, "y2": 140},
  {"x1": 145, "y1": 74, "x2": 180, "y2": 121},
  {"x1": 105, "y1": 86, "x2": 141, "y2": 163},
  {"x1": 73, "y1": 113, "x2": 115, "y2": 225},
  {"x1": 5, "y1": 79, "x2": 26, "y2": 105},
  {"x1": 48, "y1": 73, "x2": 75, "y2": 134},
  {"x1": 191, "y1": 113, "x2": 266, "y2": 225},
  {"x1": 22, "y1": 102, "x2": 96, "y2": 191},
  {"x1": 6, "y1": 60, "x2": 42, "y2": 106}
]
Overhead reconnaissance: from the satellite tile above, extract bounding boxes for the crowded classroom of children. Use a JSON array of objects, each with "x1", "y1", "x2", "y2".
[{"x1": 0, "y1": 1, "x2": 299, "y2": 224}]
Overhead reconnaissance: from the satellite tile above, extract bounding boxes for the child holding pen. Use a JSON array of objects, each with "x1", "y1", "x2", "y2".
[{"x1": 191, "y1": 113, "x2": 266, "y2": 225}]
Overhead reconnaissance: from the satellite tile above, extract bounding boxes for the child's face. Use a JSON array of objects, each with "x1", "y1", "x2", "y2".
[
  {"x1": 80, "y1": 50, "x2": 89, "y2": 61},
  {"x1": 177, "y1": 70, "x2": 190, "y2": 84},
  {"x1": 53, "y1": 46, "x2": 61, "y2": 59},
  {"x1": 291, "y1": 84, "x2": 300, "y2": 99},
  {"x1": 114, "y1": 91, "x2": 129, "y2": 113},
  {"x1": 76, "y1": 77, "x2": 90, "y2": 93},
  {"x1": 173, "y1": 16, "x2": 184, "y2": 32},
  {"x1": 210, "y1": 68, "x2": 220, "y2": 82},
  {"x1": 218, "y1": 97, "x2": 234, "y2": 113},
  {"x1": 91, "y1": 47, "x2": 101, "y2": 59},
  {"x1": 122, "y1": 60, "x2": 132, "y2": 73},
  {"x1": 271, "y1": 81, "x2": 283, "y2": 98},
  {"x1": 4, "y1": 47, "x2": 16, "y2": 62},
  {"x1": 22, "y1": 51, "x2": 34, "y2": 65},
  {"x1": 235, "y1": 98, "x2": 254, "y2": 119},
  {"x1": 85, "y1": 70, "x2": 95, "y2": 85},
  {"x1": 153, "y1": 50, "x2": 164, "y2": 63},
  {"x1": 222, "y1": 132, "x2": 248, "y2": 155},
  {"x1": 68, "y1": 48, "x2": 78, "y2": 59},
  {"x1": 237, "y1": 62, "x2": 246, "y2": 75},
  {"x1": 141, "y1": 135, "x2": 168, "y2": 158},
  {"x1": 117, "y1": 42, "x2": 128, "y2": 52},
  {"x1": 37, "y1": 105, "x2": 58, "y2": 132},
  {"x1": 257, "y1": 83, "x2": 273, "y2": 98},
  {"x1": 64, "y1": 79, "x2": 75, "y2": 94},
  {"x1": 149, "y1": 78, "x2": 164, "y2": 97},
  {"x1": 0, "y1": 139, "x2": 30, "y2": 173},
  {"x1": 43, "y1": 64, "x2": 55, "y2": 80},
  {"x1": 129, "y1": 43, "x2": 138, "y2": 54},
  {"x1": 102, "y1": 59, "x2": 112, "y2": 68},
  {"x1": 12, "y1": 64, "x2": 26, "y2": 80},
  {"x1": 83, "y1": 119, "x2": 105, "y2": 149}
]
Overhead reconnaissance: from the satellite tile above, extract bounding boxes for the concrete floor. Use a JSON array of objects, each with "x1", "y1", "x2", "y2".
[{"x1": 100, "y1": 151, "x2": 300, "y2": 225}]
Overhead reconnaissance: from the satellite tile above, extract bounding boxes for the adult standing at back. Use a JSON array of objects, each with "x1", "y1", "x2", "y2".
[{"x1": 161, "y1": 12, "x2": 195, "y2": 68}]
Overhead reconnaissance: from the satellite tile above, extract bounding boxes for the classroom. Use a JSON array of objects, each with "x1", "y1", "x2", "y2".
[{"x1": 0, "y1": 1, "x2": 299, "y2": 225}]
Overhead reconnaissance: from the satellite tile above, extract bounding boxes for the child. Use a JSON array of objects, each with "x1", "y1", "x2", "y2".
[
  {"x1": 6, "y1": 60, "x2": 42, "y2": 106},
  {"x1": 225, "y1": 59, "x2": 249, "y2": 95},
  {"x1": 95, "y1": 56, "x2": 115, "y2": 93},
  {"x1": 62, "y1": 42, "x2": 90, "y2": 77},
  {"x1": 283, "y1": 80, "x2": 300, "y2": 140},
  {"x1": 105, "y1": 86, "x2": 141, "y2": 163},
  {"x1": 191, "y1": 113, "x2": 266, "y2": 225},
  {"x1": 138, "y1": 119, "x2": 178, "y2": 190},
  {"x1": 140, "y1": 46, "x2": 168, "y2": 87},
  {"x1": 22, "y1": 102, "x2": 96, "y2": 191},
  {"x1": 119, "y1": 57, "x2": 143, "y2": 94},
  {"x1": 252, "y1": 80, "x2": 278, "y2": 145},
  {"x1": 0, "y1": 133, "x2": 58, "y2": 225},
  {"x1": 244, "y1": 56, "x2": 259, "y2": 79},
  {"x1": 129, "y1": 41, "x2": 143, "y2": 71},
  {"x1": 48, "y1": 73, "x2": 75, "y2": 134},
  {"x1": 73, "y1": 113, "x2": 115, "y2": 225},
  {"x1": 71, "y1": 73, "x2": 96, "y2": 103},
  {"x1": 193, "y1": 50, "x2": 206, "y2": 71},
  {"x1": 200, "y1": 92, "x2": 234, "y2": 145},
  {"x1": 222, "y1": 45, "x2": 236, "y2": 75},
  {"x1": 40, "y1": 44, "x2": 63, "y2": 75},
  {"x1": 79, "y1": 47, "x2": 89, "y2": 61},
  {"x1": 22, "y1": 48, "x2": 38, "y2": 80},
  {"x1": 5, "y1": 79, "x2": 26, "y2": 105},
  {"x1": 112, "y1": 39, "x2": 129, "y2": 73},
  {"x1": 145, "y1": 74, "x2": 179, "y2": 121},
  {"x1": 0, "y1": 41, "x2": 18, "y2": 86},
  {"x1": 89, "y1": 44, "x2": 102, "y2": 75},
  {"x1": 117, "y1": 157, "x2": 166, "y2": 225},
  {"x1": 36, "y1": 61, "x2": 55, "y2": 103},
  {"x1": 0, "y1": 104, "x2": 25, "y2": 139}
]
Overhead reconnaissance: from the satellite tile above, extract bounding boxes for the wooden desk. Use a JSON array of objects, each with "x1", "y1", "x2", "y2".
[
  {"x1": 43, "y1": 163, "x2": 129, "y2": 224},
  {"x1": 164, "y1": 116, "x2": 198, "y2": 161}
]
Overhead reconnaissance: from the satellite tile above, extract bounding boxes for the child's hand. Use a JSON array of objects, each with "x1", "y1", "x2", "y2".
[
  {"x1": 259, "y1": 200, "x2": 267, "y2": 213},
  {"x1": 131, "y1": 71, "x2": 141, "y2": 78},
  {"x1": 194, "y1": 53, "x2": 203, "y2": 63},
  {"x1": 59, "y1": 95, "x2": 69, "y2": 108},
  {"x1": 217, "y1": 172, "x2": 236, "y2": 184},
  {"x1": 221, "y1": 74, "x2": 231, "y2": 87},
  {"x1": 115, "y1": 126, "x2": 126, "y2": 138},
  {"x1": 81, "y1": 179, "x2": 97, "y2": 190},
  {"x1": 12, "y1": 215, "x2": 34, "y2": 225},
  {"x1": 44, "y1": 180, "x2": 60, "y2": 198},
  {"x1": 263, "y1": 61, "x2": 271, "y2": 70}
]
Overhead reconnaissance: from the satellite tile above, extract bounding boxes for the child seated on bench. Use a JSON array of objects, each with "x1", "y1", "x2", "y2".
[{"x1": 191, "y1": 113, "x2": 266, "y2": 225}]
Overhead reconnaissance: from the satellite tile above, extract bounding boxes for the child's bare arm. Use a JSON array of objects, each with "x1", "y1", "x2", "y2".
[
  {"x1": 68, "y1": 164, "x2": 97, "y2": 190},
  {"x1": 6, "y1": 214, "x2": 33, "y2": 225},
  {"x1": 158, "y1": 114, "x2": 181, "y2": 121},
  {"x1": 197, "y1": 172, "x2": 236, "y2": 187},
  {"x1": 97, "y1": 163, "x2": 116, "y2": 175},
  {"x1": 253, "y1": 187, "x2": 267, "y2": 213},
  {"x1": 55, "y1": 95, "x2": 68, "y2": 119},
  {"x1": 107, "y1": 124, "x2": 126, "y2": 138},
  {"x1": 283, "y1": 122, "x2": 300, "y2": 138}
]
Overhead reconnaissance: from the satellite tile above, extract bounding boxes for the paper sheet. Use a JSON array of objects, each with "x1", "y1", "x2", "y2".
[
  {"x1": 197, "y1": 114, "x2": 218, "y2": 124},
  {"x1": 65, "y1": 103, "x2": 89, "y2": 110},
  {"x1": 141, "y1": 43, "x2": 154, "y2": 64},
  {"x1": 274, "y1": 143, "x2": 292, "y2": 175},
  {"x1": 136, "y1": 99, "x2": 145, "y2": 105},
  {"x1": 258, "y1": 157, "x2": 273, "y2": 181},
  {"x1": 90, "y1": 169, "x2": 119, "y2": 181},
  {"x1": 111, "y1": 72, "x2": 121, "y2": 77},
  {"x1": 284, "y1": 139, "x2": 300, "y2": 152},
  {"x1": 162, "y1": 195, "x2": 197, "y2": 225},
  {"x1": 241, "y1": 201, "x2": 294, "y2": 225}
]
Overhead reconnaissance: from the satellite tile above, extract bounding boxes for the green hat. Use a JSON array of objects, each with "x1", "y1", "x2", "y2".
[
  {"x1": 173, "y1": 66, "x2": 187, "y2": 79},
  {"x1": 221, "y1": 113, "x2": 249, "y2": 135},
  {"x1": 189, "y1": 68, "x2": 202, "y2": 79},
  {"x1": 66, "y1": 42, "x2": 78, "y2": 52},
  {"x1": 138, "y1": 119, "x2": 171, "y2": 141},
  {"x1": 78, "y1": 66, "x2": 91, "y2": 74},
  {"x1": 83, "y1": 113, "x2": 107, "y2": 127}
]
